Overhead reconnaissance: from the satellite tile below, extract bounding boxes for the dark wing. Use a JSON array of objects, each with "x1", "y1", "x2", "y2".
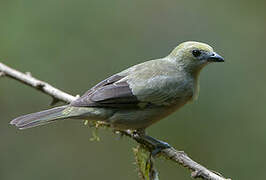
[{"x1": 70, "y1": 75, "x2": 140, "y2": 108}]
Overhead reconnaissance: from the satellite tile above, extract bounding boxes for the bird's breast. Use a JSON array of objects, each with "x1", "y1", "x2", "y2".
[{"x1": 164, "y1": 77, "x2": 195, "y2": 106}]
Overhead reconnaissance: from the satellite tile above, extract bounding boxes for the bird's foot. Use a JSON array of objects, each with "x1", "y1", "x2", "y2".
[
  {"x1": 150, "y1": 139, "x2": 171, "y2": 157},
  {"x1": 133, "y1": 130, "x2": 171, "y2": 157}
]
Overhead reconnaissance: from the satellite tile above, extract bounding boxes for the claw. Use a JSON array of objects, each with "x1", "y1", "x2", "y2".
[
  {"x1": 151, "y1": 140, "x2": 171, "y2": 157},
  {"x1": 128, "y1": 130, "x2": 171, "y2": 157}
]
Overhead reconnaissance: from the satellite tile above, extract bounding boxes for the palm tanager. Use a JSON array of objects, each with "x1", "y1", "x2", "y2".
[{"x1": 10, "y1": 41, "x2": 224, "y2": 151}]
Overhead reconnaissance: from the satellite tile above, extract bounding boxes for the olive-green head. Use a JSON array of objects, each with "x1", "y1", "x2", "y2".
[{"x1": 168, "y1": 41, "x2": 224, "y2": 73}]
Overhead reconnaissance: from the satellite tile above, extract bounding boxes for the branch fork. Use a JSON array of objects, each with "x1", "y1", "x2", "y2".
[{"x1": 0, "y1": 71, "x2": 5, "y2": 77}]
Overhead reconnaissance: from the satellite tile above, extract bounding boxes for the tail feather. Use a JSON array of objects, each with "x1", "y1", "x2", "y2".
[{"x1": 10, "y1": 105, "x2": 69, "y2": 129}]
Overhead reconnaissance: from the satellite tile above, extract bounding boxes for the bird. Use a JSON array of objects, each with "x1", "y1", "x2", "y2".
[{"x1": 10, "y1": 41, "x2": 224, "y2": 152}]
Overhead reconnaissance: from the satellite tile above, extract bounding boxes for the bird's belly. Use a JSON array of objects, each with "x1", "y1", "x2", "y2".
[{"x1": 108, "y1": 104, "x2": 184, "y2": 130}]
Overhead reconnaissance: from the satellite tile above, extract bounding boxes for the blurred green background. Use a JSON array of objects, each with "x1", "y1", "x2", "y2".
[{"x1": 1, "y1": 0, "x2": 266, "y2": 179}]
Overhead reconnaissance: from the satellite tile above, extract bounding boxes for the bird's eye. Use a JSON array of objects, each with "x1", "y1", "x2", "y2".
[{"x1": 192, "y1": 50, "x2": 201, "y2": 57}]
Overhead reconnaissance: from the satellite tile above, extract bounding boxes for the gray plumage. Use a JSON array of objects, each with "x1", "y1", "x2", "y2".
[{"x1": 10, "y1": 41, "x2": 224, "y2": 130}]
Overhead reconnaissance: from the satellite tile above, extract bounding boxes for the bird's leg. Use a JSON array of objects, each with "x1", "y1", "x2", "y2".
[{"x1": 134, "y1": 129, "x2": 171, "y2": 157}]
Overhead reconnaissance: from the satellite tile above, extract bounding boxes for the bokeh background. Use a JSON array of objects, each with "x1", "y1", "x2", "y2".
[{"x1": 1, "y1": 0, "x2": 266, "y2": 179}]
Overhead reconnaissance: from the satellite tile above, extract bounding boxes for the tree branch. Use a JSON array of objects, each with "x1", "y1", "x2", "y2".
[
  {"x1": 0, "y1": 62, "x2": 77, "y2": 103},
  {"x1": 0, "y1": 62, "x2": 231, "y2": 180}
]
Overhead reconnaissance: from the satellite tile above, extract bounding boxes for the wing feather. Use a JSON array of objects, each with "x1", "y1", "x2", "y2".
[
  {"x1": 71, "y1": 59, "x2": 192, "y2": 109},
  {"x1": 71, "y1": 75, "x2": 140, "y2": 108}
]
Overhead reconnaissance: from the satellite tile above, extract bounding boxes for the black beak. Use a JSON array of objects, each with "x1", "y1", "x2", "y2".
[{"x1": 207, "y1": 52, "x2": 224, "y2": 62}]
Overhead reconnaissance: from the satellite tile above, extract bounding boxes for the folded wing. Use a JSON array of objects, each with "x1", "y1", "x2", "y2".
[{"x1": 71, "y1": 75, "x2": 140, "y2": 108}]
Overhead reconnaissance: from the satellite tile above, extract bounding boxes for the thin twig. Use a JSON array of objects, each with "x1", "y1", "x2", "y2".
[
  {"x1": 0, "y1": 62, "x2": 77, "y2": 103},
  {"x1": 1, "y1": 62, "x2": 231, "y2": 180}
]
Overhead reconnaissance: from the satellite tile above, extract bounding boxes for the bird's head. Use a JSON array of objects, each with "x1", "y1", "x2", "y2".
[{"x1": 168, "y1": 41, "x2": 224, "y2": 74}]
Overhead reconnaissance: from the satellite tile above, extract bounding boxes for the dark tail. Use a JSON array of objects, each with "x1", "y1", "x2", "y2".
[{"x1": 10, "y1": 105, "x2": 69, "y2": 129}]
